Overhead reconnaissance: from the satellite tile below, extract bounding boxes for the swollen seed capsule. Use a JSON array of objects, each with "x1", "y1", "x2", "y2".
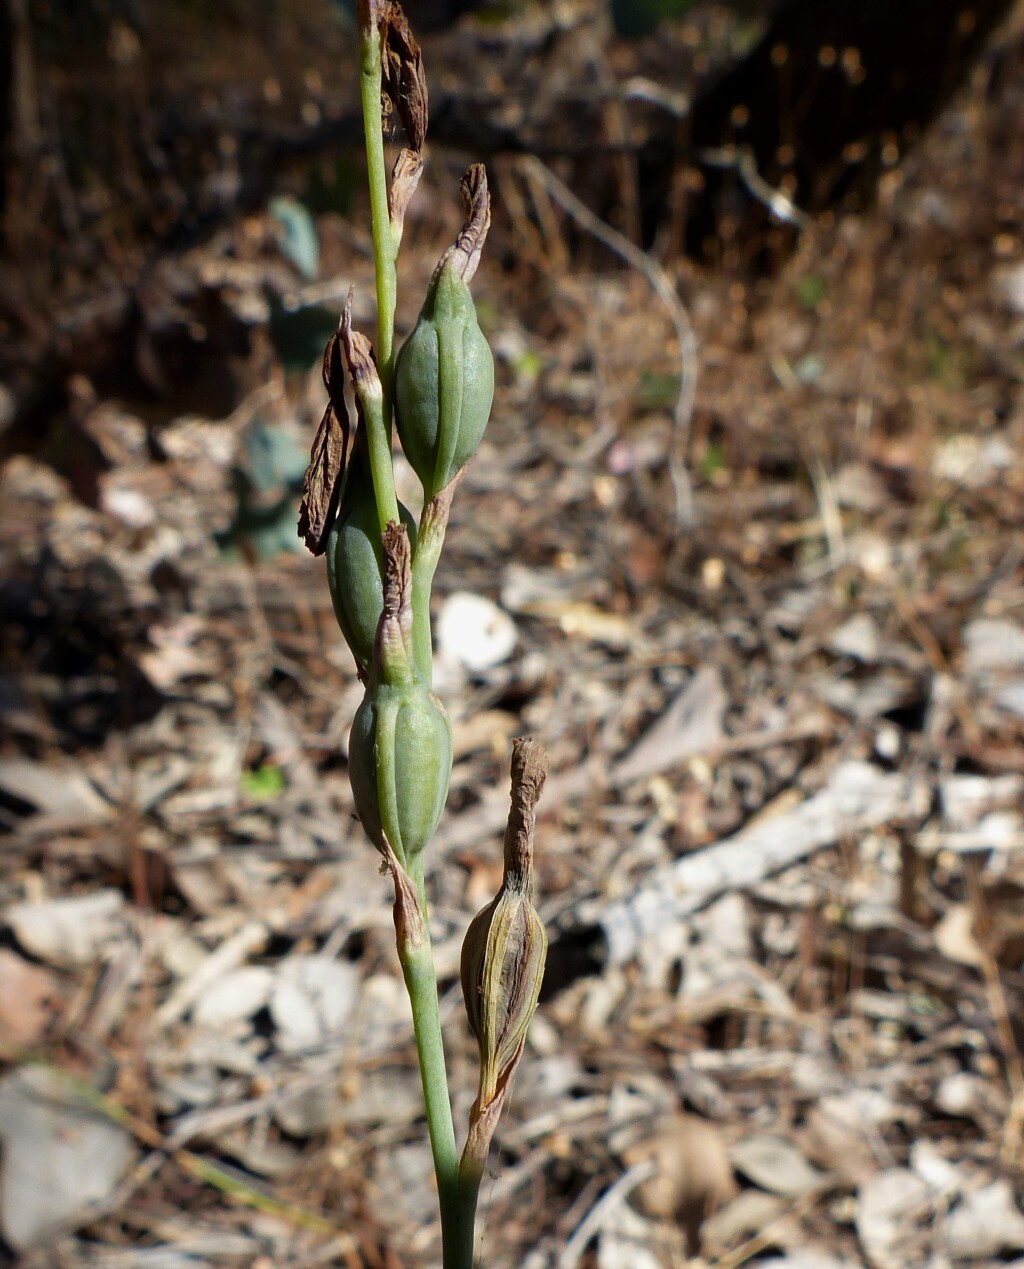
[
  {"x1": 460, "y1": 738, "x2": 548, "y2": 1110},
  {"x1": 461, "y1": 884, "x2": 546, "y2": 1107},
  {"x1": 326, "y1": 449, "x2": 416, "y2": 672},
  {"x1": 348, "y1": 681, "x2": 453, "y2": 867},
  {"x1": 394, "y1": 260, "x2": 494, "y2": 501}
]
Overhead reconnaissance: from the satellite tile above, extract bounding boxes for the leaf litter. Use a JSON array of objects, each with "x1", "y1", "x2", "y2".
[{"x1": 1, "y1": 4, "x2": 1024, "y2": 1266}]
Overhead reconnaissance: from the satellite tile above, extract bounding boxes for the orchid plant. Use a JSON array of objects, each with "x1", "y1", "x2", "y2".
[{"x1": 297, "y1": 6, "x2": 548, "y2": 1265}]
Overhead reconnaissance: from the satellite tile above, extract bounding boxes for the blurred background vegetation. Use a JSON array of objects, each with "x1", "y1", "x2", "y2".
[{"x1": 1, "y1": 0, "x2": 1014, "y2": 464}]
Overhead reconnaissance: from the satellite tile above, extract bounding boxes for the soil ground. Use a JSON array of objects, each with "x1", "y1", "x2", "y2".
[{"x1": 2, "y1": 4, "x2": 1024, "y2": 1266}]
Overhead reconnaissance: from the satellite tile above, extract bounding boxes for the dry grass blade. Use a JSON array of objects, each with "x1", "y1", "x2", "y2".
[{"x1": 515, "y1": 153, "x2": 698, "y2": 530}]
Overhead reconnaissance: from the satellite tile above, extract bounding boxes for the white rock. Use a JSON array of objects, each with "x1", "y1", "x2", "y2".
[
  {"x1": 828, "y1": 614, "x2": 881, "y2": 663},
  {"x1": 940, "y1": 773, "x2": 1023, "y2": 828},
  {"x1": 874, "y1": 724, "x2": 902, "y2": 762},
  {"x1": 0, "y1": 1066, "x2": 133, "y2": 1248},
  {"x1": 730, "y1": 1134, "x2": 826, "y2": 1197},
  {"x1": 833, "y1": 463, "x2": 887, "y2": 513},
  {"x1": 692, "y1": 892, "x2": 752, "y2": 960},
  {"x1": 995, "y1": 261, "x2": 1024, "y2": 314},
  {"x1": 0, "y1": 758, "x2": 111, "y2": 821},
  {"x1": 932, "y1": 433, "x2": 1013, "y2": 486},
  {"x1": 354, "y1": 972, "x2": 409, "y2": 1057},
  {"x1": 5, "y1": 890, "x2": 127, "y2": 968},
  {"x1": 596, "y1": 1238, "x2": 662, "y2": 1269},
  {"x1": 274, "y1": 1083, "x2": 334, "y2": 1137},
  {"x1": 336, "y1": 1064, "x2": 423, "y2": 1128},
  {"x1": 850, "y1": 534, "x2": 896, "y2": 581},
  {"x1": 857, "y1": 1169, "x2": 931, "y2": 1269},
  {"x1": 997, "y1": 680, "x2": 1024, "y2": 720},
  {"x1": 819, "y1": 1088, "x2": 900, "y2": 1130},
  {"x1": 964, "y1": 618, "x2": 1024, "y2": 675},
  {"x1": 943, "y1": 1180, "x2": 1024, "y2": 1258},
  {"x1": 934, "y1": 1072, "x2": 989, "y2": 1119},
  {"x1": 269, "y1": 956, "x2": 358, "y2": 1052},
  {"x1": 436, "y1": 591, "x2": 517, "y2": 673},
  {"x1": 910, "y1": 1140, "x2": 961, "y2": 1196},
  {"x1": 192, "y1": 966, "x2": 274, "y2": 1027},
  {"x1": 102, "y1": 485, "x2": 157, "y2": 528},
  {"x1": 597, "y1": 1208, "x2": 662, "y2": 1269},
  {"x1": 372, "y1": 1141, "x2": 436, "y2": 1229}
]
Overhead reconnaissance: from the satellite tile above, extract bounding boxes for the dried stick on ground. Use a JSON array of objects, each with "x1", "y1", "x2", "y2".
[{"x1": 514, "y1": 154, "x2": 699, "y2": 531}]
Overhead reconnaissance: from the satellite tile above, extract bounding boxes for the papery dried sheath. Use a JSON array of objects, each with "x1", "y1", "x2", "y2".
[
  {"x1": 298, "y1": 329, "x2": 350, "y2": 554},
  {"x1": 390, "y1": 148, "x2": 424, "y2": 247},
  {"x1": 377, "y1": 2, "x2": 428, "y2": 153}
]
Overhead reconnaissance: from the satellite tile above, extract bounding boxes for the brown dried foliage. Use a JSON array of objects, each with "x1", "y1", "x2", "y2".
[
  {"x1": 297, "y1": 326, "x2": 350, "y2": 556},
  {"x1": 379, "y1": 4, "x2": 429, "y2": 154}
]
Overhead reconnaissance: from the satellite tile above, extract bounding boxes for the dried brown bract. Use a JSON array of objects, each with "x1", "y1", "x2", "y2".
[
  {"x1": 340, "y1": 293, "x2": 379, "y2": 394},
  {"x1": 389, "y1": 147, "x2": 425, "y2": 247},
  {"x1": 377, "y1": 521, "x2": 415, "y2": 679},
  {"x1": 431, "y1": 164, "x2": 491, "y2": 287},
  {"x1": 380, "y1": 4, "x2": 428, "y2": 153},
  {"x1": 383, "y1": 837, "x2": 427, "y2": 953},
  {"x1": 298, "y1": 322, "x2": 350, "y2": 555}
]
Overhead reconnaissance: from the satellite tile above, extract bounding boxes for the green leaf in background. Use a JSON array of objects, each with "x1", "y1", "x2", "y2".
[
  {"x1": 636, "y1": 370, "x2": 681, "y2": 409},
  {"x1": 268, "y1": 196, "x2": 320, "y2": 281},
  {"x1": 267, "y1": 295, "x2": 341, "y2": 373},
  {"x1": 511, "y1": 348, "x2": 543, "y2": 382},
  {"x1": 326, "y1": 0, "x2": 356, "y2": 25},
  {"x1": 241, "y1": 763, "x2": 286, "y2": 800},
  {"x1": 611, "y1": 0, "x2": 698, "y2": 38},
  {"x1": 217, "y1": 419, "x2": 310, "y2": 561},
  {"x1": 304, "y1": 156, "x2": 360, "y2": 217},
  {"x1": 243, "y1": 418, "x2": 309, "y2": 496},
  {"x1": 699, "y1": 440, "x2": 727, "y2": 479},
  {"x1": 795, "y1": 274, "x2": 828, "y2": 311}
]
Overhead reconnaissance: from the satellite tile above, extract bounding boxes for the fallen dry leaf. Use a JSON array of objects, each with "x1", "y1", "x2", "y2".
[{"x1": 0, "y1": 950, "x2": 61, "y2": 1050}]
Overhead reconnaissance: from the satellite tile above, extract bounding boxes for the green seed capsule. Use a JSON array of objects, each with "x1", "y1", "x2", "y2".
[
  {"x1": 394, "y1": 261, "x2": 494, "y2": 501},
  {"x1": 348, "y1": 680, "x2": 453, "y2": 867},
  {"x1": 326, "y1": 448, "x2": 416, "y2": 672}
]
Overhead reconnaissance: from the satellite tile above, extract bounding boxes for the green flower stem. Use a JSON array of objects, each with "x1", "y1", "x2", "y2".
[
  {"x1": 359, "y1": 13, "x2": 398, "y2": 440},
  {"x1": 457, "y1": 1155, "x2": 484, "y2": 1249},
  {"x1": 400, "y1": 857, "x2": 478, "y2": 1268},
  {"x1": 360, "y1": 387, "x2": 401, "y2": 536},
  {"x1": 411, "y1": 558, "x2": 434, "y2": 684},
  {"x1": 410, "y1": 508, "x2": 448, "y2": 683}
]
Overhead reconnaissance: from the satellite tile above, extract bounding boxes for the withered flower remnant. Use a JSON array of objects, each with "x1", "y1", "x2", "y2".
[
  {"x1": 297, "y1": 327, "x2": 350, "y2": 555},
  {"x1": 460, "y1": 738, "x2": 548, "y2": 1175}
]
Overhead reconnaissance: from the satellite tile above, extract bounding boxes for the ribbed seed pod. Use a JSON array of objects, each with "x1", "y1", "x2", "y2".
[
  {"x1": 346, "y1": 523, "x2": 453, "y2": 866},
  {"x1": 395, "y1": 260, "x2": 494, "y2": 501},
  {"x1": 461, "y1": 739, "x2": 548, "y2": 1108},
  {"x1": 326, "y1": 443, "x2": 416, "y2": 673},
  {"x1": 461, "y1": 878, "x2": 546, "y2": 1106},
  {"x1": 348, "y1": 680, "x2": 453, "y2": 866}
]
